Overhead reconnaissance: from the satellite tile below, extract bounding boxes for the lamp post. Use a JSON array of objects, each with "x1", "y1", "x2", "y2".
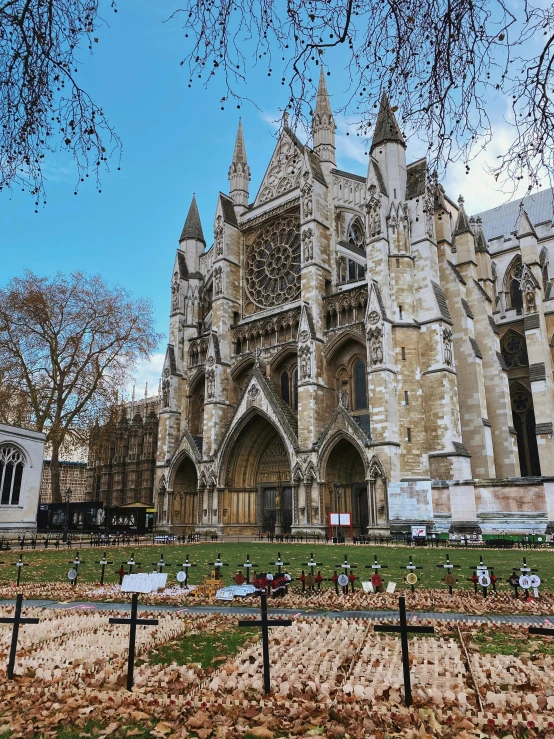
[
  {"x1": 334, "y1": 483, "x2": 343, "y2": 543},
  {"x1": 62, "y1": 487, "x2": 72, "y2": 543}
]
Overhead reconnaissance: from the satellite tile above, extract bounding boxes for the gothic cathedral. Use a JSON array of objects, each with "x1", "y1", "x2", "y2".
[{"x1": 154, "y1": 70, "x2": 554, "y2": 537}]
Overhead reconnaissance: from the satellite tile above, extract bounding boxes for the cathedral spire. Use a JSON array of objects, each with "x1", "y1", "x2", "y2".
[
  {"x1": 312, "y1": 66, "x2": 336, "y2": 166},
  {"x1": 517, "y1": 201, "x2": 537, "y2": 239},
  {"x1": 180, "y1": 194, "x2": 205, "y2": 244},
  {"x1": 229, "y1": 118, "x2": 251, "y2": 210},
  {"x1": 371, "y1": 93, "x2": 406, "y2": 152},
  {"x1": 453, "y1": 195, "x2": 473, "y2": 237}
]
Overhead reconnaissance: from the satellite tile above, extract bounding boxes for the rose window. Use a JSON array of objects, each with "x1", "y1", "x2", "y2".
[{"x1": 245, "y1": 214, "x2": 301, "y2": 308}]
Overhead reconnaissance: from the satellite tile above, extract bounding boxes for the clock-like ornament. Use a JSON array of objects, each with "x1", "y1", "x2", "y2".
[{"x1": 245, "y1": 213, "x2": 301, "y2": 309}]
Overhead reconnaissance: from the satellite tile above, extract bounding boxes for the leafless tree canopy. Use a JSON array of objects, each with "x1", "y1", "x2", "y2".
[
  {"x1": 0, "y1": 271, "x2": 161, "y2": 501},
  {"x1": 0, "y1": 0, "x2": 121, "y2": 204},
  {"x1": 170, "y1": 0, "x2": 554, "y2": 191}
]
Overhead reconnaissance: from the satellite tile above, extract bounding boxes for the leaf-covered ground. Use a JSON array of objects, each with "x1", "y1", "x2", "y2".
[{"x1": 2, "y1": 609, "x2": 554, "y2": 738}]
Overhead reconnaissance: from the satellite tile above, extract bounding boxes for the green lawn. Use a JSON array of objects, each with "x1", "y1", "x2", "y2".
[
  {"x1": 146, "y1": 625, "x2": 257, "y2": 668},
  {"x1": 0, "y1": 541, "x2": 552, "y2": 591}
]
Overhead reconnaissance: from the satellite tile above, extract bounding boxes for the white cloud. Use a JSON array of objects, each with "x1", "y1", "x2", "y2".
[{"x1": 126, "y1": 352, "x2": 165, "y2": 399}]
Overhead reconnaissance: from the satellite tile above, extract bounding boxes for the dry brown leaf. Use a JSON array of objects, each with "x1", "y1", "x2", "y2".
[
  {"x1": 126, "y1": 730, "x2": 142, "y2": 737},
  {"x1": 245, "y1": 728, "x2": 274, "y2": 739},
  {"x1": 131, "y1": 712, "x2": 151, "y2": 722},
  {"x1": 103, "y1": 724, "x2": 120, "y2": 737},
  {"x1": 152, "y1": 723, "x2": 173, "y2": 736}
]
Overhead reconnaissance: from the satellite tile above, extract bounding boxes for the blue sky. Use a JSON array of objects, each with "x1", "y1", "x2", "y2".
[{"x1": 1, "y1": 0, "x2": 526, "y2": 395}]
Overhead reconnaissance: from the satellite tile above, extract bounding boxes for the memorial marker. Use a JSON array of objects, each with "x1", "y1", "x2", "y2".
[
  {"x1": 124, "y1": 553, "x2": 141, "y2": 574},
  {"x1": 152, "y1": 554, "x2": 171, "y2": 572},
  {"x1": 518, "y1": 557, "x2": 538, "y2": 597},
  {"x1": 109, "y1": 593, "x2": 159, "y2": 690},
  {"x1": 95, "y1": 552, "x2": 113, "y2": 585},
  {"x1": 176, "y1": 554, "x2": 197, "y2": 588},
  {"x1": 211, "y1": 553, "x2": 229, "y2": 579},
  {"x1": 365, "y1": 555, "x2": 388, "y2": 592},
  {"x1": 270, "y1": 552, "x2": 290, "y2": 576},
  {"x1": 374, "y1": 596, "x2": 434, "y2": 707},
  {"x1": 68, "y1": 552, "x2": 84, "y2": 586},
  {"x1": 13, "y1": 555, "x2": 28, "y2": 587},
  {"x1": 238, "y1": 554, "x2": 258, "y2": 584},
  {"x1": 302, "y1": 552, "x2": 323, "y2": 578},
  {"x1": 401, "y1": 556, "x2": 422, "y2": 593},
  {"x1": 469, "y1": 555, "x2": 495, "y2": 597},
  {"x1": 238, "y1": 588, "x2": 292, "y2": 694},
  {"x1": 0, "y1": 594, "x2": 40, "y2": 679},
  {"x1": 436, "y1": 554, "x2": 460, "y2": 595}
]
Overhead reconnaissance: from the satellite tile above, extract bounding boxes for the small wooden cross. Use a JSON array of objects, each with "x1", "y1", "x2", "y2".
[
  {"x1": 124, "y1": 553, "x2": 141, "y2": 574},
  {"x1": 95, "y1": 552, "x2": 113, "y2": 585},
  {"x1": 212, "y1": 553, "x2": 229, "y2": 579},
  {"x1": 238, "y1": 554, "x2": 258, "y2": 584},
  {"x1": 270, "y1": 552, "x2": 290, "y2": 575},
  {"x1": 238, "y1": 589, "x2": 292, "y2": 694},
  {"x1": 109, "y1": 593, "x2": 159, "y2": 690},
  {"x1": 177, "y1": 554, "x2": 197, "y2": 587},
  {"x1": 436, "y1": 554, "x2": 460, "y2": 595},
  {"x1": 152, "y1": 554, "x2": 171, "y2": 572},
  {"x1": 518, "y1": 556, "x2": 538, "y2": 597},
  {"x1": 0, "y1": 594, "x2": 40, "y2": 679},
  {"x1": 374, "y1": 596, "x2": 434, "y2": 707},
  {"x1": 13, "y1": 555, "x2": 29, "y2": 587},
  {"x1": 401, "y1": 556, "x2": 422, "y2": 593},
  {"x1": 302, "y1": 552, "x2": 323, "y2": 577},
  {"x1": 68, "y1": 552, "x2": 84, "y2": 586},
  {"x1": 469, "y1": 555, "x2": 494, "y2": 597}
]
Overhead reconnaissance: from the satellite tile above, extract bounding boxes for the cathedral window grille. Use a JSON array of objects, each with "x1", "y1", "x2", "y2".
[
  {"x1": 348, "y1": 218, "x2": 365, "y2": 248},
  {"x1": 407, "y1": 427, "x2": 412, "y2": 443},
  {"x1": 401, "y1": 346, "x2": 406, "y2": 360},
  {"x1": 293, "y1": 368, "x2": 299, "y2": 410},
  {"x1": 501, "y1": 332, "x2": 528, "y2": 369},
  {"x1": 245, "y1": 213, "x2": 301, "y2": 309},
  {"x1": 280, "y1": 371, "x2": 290, "y2": 406},
  {"x1": 353, "y1": 359, "x2": 367, "y2": 410},
  {"x1": 404, "y1": 390, "x2": 409, "y2": 405},
  {"x1": 0, "y1": 445, "x2": 24, "y2": 506}
]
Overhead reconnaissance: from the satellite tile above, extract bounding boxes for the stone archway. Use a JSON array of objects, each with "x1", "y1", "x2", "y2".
[
  {"x1": 172, "y1": 455, "x2": 198, "y2": 533},
  {"x1": 323, "y1": 436, "x2": 368, "y2": 536},
  {"x1": 221, "y1": 412, "x2": 292, "y2": 534}
]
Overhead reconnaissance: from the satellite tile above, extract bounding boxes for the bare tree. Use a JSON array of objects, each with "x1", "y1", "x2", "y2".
[
  {"x1": 0, "y1": 271, "x2": 161, "y2": 502},
  {"x1": 0, "y1": 0, "x2": 121, "y2": 205},
  {"x1": 170, "y1": 0, "x2": 554, "y2": 191}
]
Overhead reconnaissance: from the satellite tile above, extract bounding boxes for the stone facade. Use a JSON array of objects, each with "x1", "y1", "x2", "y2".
[
  {"x1": 0, "y1": 423, "x2": 46, "y2": 534},
  {"x1": 86, "y1": 396, "x2": 159, "y2": 507},
  {"x1": 154, "y1": 72, "x2": 554, "y2": 537}
]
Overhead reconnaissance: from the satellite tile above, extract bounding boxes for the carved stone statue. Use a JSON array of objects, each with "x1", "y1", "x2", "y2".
[
  {"x1": 442, "y1": 327, "x2": 453, "y2": 366},
  {"x1": 171, "y1": 272, "x2": 180, "y2": 310},
  {"x1": 162, "y1": 378, "x2": 170, "y2": 407},
  {"x1": 214, "y1": 215, "x2": 224, "y2": 257},
  {"x1": 368, "y1": 325, "x2": 383, "y2": 365},
  {"x1": 301, "y1": 172, "x2": 313, "y2": 219},
  {"x1": 214, "y1": 266, "x2": 222, "y2": 296},
  {"x1": 206, "y1": 368, "x2": 215, "y2": 399},
  {"x1": 302, "y1": 228, "x2": 313, "y2": 262},
  {"x1": 299, "y1": 344, "x2": 311, "y2": 380}
]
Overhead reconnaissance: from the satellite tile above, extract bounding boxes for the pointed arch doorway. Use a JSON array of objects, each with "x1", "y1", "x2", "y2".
[
  {"x1": 222, "y1": 412, "x2": 293, "y2": 534},
  {"x1": 172, "y1": 455, "x2": 198, "y2": 534},
  {"x1": 323, "y1": 437, "x2": 369, "y2": 536}
]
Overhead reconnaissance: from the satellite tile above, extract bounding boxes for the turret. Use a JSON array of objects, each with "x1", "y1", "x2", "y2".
[
  {"x1": 452, "y1": 196, "x2": 476, "y2": 268},
  {"x1": 312, "y1": 67, "x2": 336, "y2": 168},
  {"x1": 179, "y1": 195, "x2": 205, "y2": 273},
  {"x1": 370, "y1": 93, "x2": 406, "y2": 202},
  {"x1": 228, "y1": 118, "x2": 250, "y2": 213}
]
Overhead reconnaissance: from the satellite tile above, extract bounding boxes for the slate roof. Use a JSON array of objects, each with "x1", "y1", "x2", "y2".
[
  {"x1": 307, "y1": 149, "x2": 327, "y2": 187},
  {"x1": 371, "y1": 93, "x2": 405, "y2": 150},
  {"x1": 406, "y1": 159, "x2": 427, "y2": 200},
  {"x1": 431, "y1": 282, "x2": 453, "y2": 323},
  {"x1": 177, "y1": 251, "x2": 188, "y2": 278},
  {"x1": 180, "y1": 195, "x2": 206, "y2": 243},
  {"x1": 219, "y1": 193, "x2": 238, "y2": 227},
  {"x1": 474, "y1": 188, "x2": 554, "y2": 242}
]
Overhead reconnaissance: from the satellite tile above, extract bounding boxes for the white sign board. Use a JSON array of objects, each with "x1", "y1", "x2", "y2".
[
  {"x1": 362, "y1": 581, "x2": 374, "y2": 593},
  {"x1": 411, "y1": 526, "x2": 427, "y2": 538},
  {"x1": 329, "y1": 513, "x2": 351, "y2": 526},
  {"x1": 216, "y1": 588, "x2": 236, "y2": 601},
  {"x1": 121, "y1": 573, "x2": 168, "y2": 593},
  {"x1": 387, "y1": 481, "x2": 433, "y2": 522},
  {"x1": 386, "y1": 581, "x2": 397, "y2": 594}
]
